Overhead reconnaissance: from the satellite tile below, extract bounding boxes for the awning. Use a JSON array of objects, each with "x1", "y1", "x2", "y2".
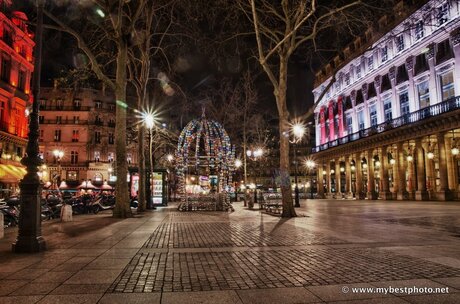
[{"x1": 0, "y1": 164, "x2": 27, "y2": 184}]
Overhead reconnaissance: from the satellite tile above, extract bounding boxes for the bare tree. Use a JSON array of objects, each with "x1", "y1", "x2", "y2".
[
  {"x1": 127, "y1": 0, "x2": 176, "y2": 212},
  {"x1": 239, "y1": 0, "x2": 393, "y2": 217},
  {"x1": 44, "y1": 1, "x2": 153, "y2": 218}
]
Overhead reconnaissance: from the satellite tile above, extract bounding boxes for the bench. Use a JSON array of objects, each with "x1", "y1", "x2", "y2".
[{"x1": 261, "y1": 193, "x2": 283, "y2": 215}]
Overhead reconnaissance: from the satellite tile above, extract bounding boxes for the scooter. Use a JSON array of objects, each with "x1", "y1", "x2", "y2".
[{"x1": 90, "y1": 194, "x2": 115, "y2": 214}]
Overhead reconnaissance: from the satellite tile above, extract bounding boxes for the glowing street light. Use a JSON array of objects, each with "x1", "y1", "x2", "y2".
[
  {"x1": 95, "y1": 8, "x2": 105, "y2": 18},
  {"x1": 235, "y1": 159, "x2": 242, "y2": 168},
  {"x1": 292, "y1": 123, "x2": 306, "y2": 141},
  {"x1": 166, "y1": 154, "x2": 174, "y2": 162}
]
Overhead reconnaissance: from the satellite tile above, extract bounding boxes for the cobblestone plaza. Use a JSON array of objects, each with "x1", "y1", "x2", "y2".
[{"x1": 1, "y1": 200, "x2": 460, "y2": 303}]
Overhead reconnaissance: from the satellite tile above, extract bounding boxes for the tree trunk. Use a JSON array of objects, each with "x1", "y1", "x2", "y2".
[
  {"x1": 277, "y1": 59, "x2": 296, "y2": 218},
  {"x1": 113, "y1": 39, "x2": 132, "y2": 218}
]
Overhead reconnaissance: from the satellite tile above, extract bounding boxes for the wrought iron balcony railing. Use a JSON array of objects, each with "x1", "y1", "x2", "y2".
[{"x1": 312, "y1": 95, "x2": 460, "y2": 153}]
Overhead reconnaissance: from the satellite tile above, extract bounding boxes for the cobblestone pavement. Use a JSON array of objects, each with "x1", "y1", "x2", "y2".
[{"x1": 1, "y1": 199, "x2": 460, "y2": 304}]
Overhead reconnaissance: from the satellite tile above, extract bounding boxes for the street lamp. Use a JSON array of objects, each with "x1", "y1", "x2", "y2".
[
  {"x1": 53, "y1": 149, "x2": 64, "y2": 187},
  {"x1": 245, "y1": 148, "x2": 264, "y2": 206},
  {"x1": 142, "y1": 111, "x2": 157, "y2": 210},
  {"x1": 291, "y1": 122, "x2": 306, "y2": 208},
  {"x1": 305, "y1": 159, "x2": 316, "y2": 199},
  {"x1": 13, "y1": 0, "x2": 46, "y2": 253},
  {"x1": 234, "y1": 159, "x2": 242, "y2": 202}
]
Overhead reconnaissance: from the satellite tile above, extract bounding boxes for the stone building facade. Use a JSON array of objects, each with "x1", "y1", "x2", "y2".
[
  {"x1": 0, "y1": 9, "x2": 34, "y2": 195},
  {"x1": 312, "y1": 0, "x2": 460, "y2": 200},
  {"x1": 38, "y1": 86, "x2": 138, "y2": 188}
]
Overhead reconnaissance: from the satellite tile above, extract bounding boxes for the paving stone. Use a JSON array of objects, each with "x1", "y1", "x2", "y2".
[
  {"x1": 65, "y1": 270, "x2": 123, "y2": 284},
  {"x1": 50, "y1": 284, "x2": 109, "y2": 295},
  {"x1": 11, "y1": 283, "x2": 60, "y2": 296},
  {"x1": 37, "y1": 294, "x2": 103, "y2": 304},
  {"x1": 0, "y1": 295, "x2": 44, "y2": 304},
  {"x1": 307, "y1": 283, "x2": 392, "y2": 302},
  {"x1": 402, "y1": 294, "x2": 460, "y2": 304},
  {"x1": 0, "y1": 280, "x2": 29, "y2": 296},
  {"x1": 163, "y1": 290, "x2": 242, "y2": 304},
  {"x1": 99, "y1": 293, "x2": 161, "y2": 304},
  {"x1": 237, "y1": 287, "x2": 320, "y2": 304}
]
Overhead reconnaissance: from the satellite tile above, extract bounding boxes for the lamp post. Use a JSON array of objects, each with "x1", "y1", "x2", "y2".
[
  {"x1": 13, "y1": 0, "x2": 46, "y2": 253},
  {"x1": 246, "y1": 148, "x2": 263, "y2": 205},
  {"x1": 305, "y1": 159, "x2": 316, "y2": 199},
  {"x1": 53, "y1": 149, "x2": 64, "y2": 188},
  {"x1": 234, "y1": 159, "x2": 242, "y2": 202},
  {"x1": 291, "y1": 123, "x2": 306, "y2": 208},
  {"x1": 143, "y1": 112, "x2": 156, "y2": 210}
]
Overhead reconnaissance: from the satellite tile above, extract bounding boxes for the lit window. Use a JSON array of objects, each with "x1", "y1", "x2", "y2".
[
  {"x1": 108, "y1": 133, "x2": 114, "y2": 144},
  {"x1": 415, "y1": 21, "x2": 424, "y2": 40},
  {"x1": 94, "y1": 151, "x2": 100, "y2": 162},
  {"x1": 95, "y1": 101, "x2": 102, "y2": 109},
  {"x1": 399, "y1": 92, "x2": 410, "y2": 116},
  {"x1": 383, "y1": 98, "x2": 392, "y2": 121},
  {"x1": 54, "y1": 130, "x2": 61, "y2": 142},
  {"x1": 369, "y1": 104, "x2": 378, "y2": 127},
  {"x1": 417, "y1": 81, "x2": 430, "y2": 108},
  {"x1": 72, "y1": 130, "x2": 79, "y2": 142},
  {"x1": 108, "y1": 152, "x2": 114, "y2": 162},
  {"x1": 440, "y1": 71, "x2": 455, "y2": 101},
  {"x1": 357, "y1": 110, "x2": 365, "y2": 131},
  {"x1": 346, "y1": 114, "x2": 353, "y2": 135},
  {"x1": 127, "y1": 153, "x2": 132, "y2": 164},
  {"x1": 345, "y1": 73, "x2": 350, "y2": 86},
  {"x1": 67, "y1": 171, "x2": 78, "y2": 181}
]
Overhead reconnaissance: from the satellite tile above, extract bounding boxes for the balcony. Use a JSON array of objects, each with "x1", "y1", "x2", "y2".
[
  {"x1": 313, "y1": 96, "x2": 460, "y2": 153},
  {"x1": 40, "y1": 106, "x2": 91, "y2": 111},
  {"x1": 40, "y1": 119, "x2": 89, "y2": 125}
]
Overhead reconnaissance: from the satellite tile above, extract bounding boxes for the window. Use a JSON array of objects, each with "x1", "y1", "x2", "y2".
[
  {"x1": 381, "y1": 46, "x2": 388, "y2": 63},
  {"x1": 415, "y1": 21, "x2": 424, "y2": 40},
  {"x1": 54, "y1": 130, "x2": 61, "y2": 142},
  {"x1": 108, "y1": 133, "x2": 114, "y2": 144},
  {"x1": 417, "y1": 81, "x2": 430, "y2": 108},
  {"x1": 383, "y1": 98, "x2": 392, "y2": 121},
  {"x1": 73, "y1": 99, "x2": 81, "y2": 109},
  {"x1": 127, "y1": 153, "x2": 132, "y2": 164},
  {"x1": 94, "y1": 173, "x2": 103, "y2": 182},
  {"x1": 437, "y1": 2, "x2": 449, "y2": 26},
  {"x1": 72, "y1": 130, "x2": 79, "y2": 142},
  {"x1": 56, "y1": 116, "x2": 62, "y2": 124},
  {"x1": 18, "y1": 70, "x2": 26, "y2": 91},
  {"x1": 414, "y1": 54, "x2": 428, "y2": 75},
  {"x1": 95, "y1": 131, "x2": 101, "y2": 144},
  {"x1": 56, "y1": 99, "x2": 63, "y2": 110},
  {"x1": 346, "y1": 114, "x2": 353, "y2": 135},
  {"x1": 399, "y1": 92, "x2": 410, "y2": 116},
  {"x1": 396, "y1": 35, "x2": 405, "y2": 52},
  {"x1": 440, "y1": 71, "x2": 455, "y2": 101},
  {"x1": 108, "y1": 119, "x2": 115, "y2": 127},
  {"x1": 70, "y1": 151, "x2": 78, "y2": 164},
  {"x1": 109, "y1": 104, "x2": 115, "y2": 110},
  {"x1": 356, "y1": 64, "x2": 361, "y2": 79},
  {"x1": 357, "y1": 110, "x2": 365, "y2": 131},
  {"x1": 108, "y1": 152, "x2": 114, "y2": 162},
  {"x1": 39, "y1": 115, "x2": 44, "y2": 124},
  {"x1": 73, "y1": 116, "x2": 79, "y2": 124},
  {"x1": 369, "y1": 104, "x2": 378, "y2": 127},
  {"x1": 368, "y1": 56, "x2": 374, "y2": 71},
  {"x1": 1, "y1": 57, "x2": 11, "y2": 82},
  {"x1": 345, "y1": 73, "x2": 350, "y2": 86},
  {"x1": 95, "y1": 116, "x2": 102, "y2": 126},
  {"x1": 2, "y1": 26, "x2": 13, "y2": 47},
  {"x1": 95, "y1": 101, "x2": 102, "y2": 109},
  {"x1": 94, "y1": 151, "x2": 100, "y2": 162},
  {"x1": 436, "y1": 39, "x2": 453, "y2": 64},
  {"x1": 67, "y1": 171, "x2": 78, "y2": 181},
  {"x1": 325, "y1": 120, "x2": 330, "y2": 140},
  {"x1": 39, "y1": 130, "x2": 44, "y2": 142}
]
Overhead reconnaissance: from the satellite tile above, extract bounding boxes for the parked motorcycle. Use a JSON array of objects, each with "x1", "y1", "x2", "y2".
[
  {"x1": 69, "y1": 194, "x2": 95, "y2": 215},
  {"x1": 1, "y1": 197, "x2": 20, "y2": 228},
  {"x1": 90, "y1": 194, "x2": 115, "y2": 214}
]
